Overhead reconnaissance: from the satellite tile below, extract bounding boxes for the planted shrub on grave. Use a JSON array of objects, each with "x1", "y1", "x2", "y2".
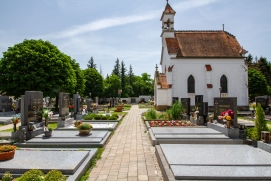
[
  {"x1": 83, "y1": 114, "x2": 94, "y2": 120},
  {"x1": 2, "y1": 172, "x2": 13, "y2": 181},
  {"x1": 17, "y1": 169, "x2": 44, "y2": 181},
  {"x1": 45, "y1": 170, "x2": 66, "y2": 181},
  {"x1": 170, "y1": 100, "x2": 184, "y2": 120},
  {"x1": 249, "y1": 103, "x2": 269, "y2": 140},
  {"x1": 77, "y1": 123, "x2": 92, "y2": 130},
  {"x1": 94, "y1": 114, "x2": 102, "y2": 120},
  {"x1": 109, "y1": 114, "x2": 119, "y2": 120},
  {"x1": 145, "y1": 108, "x2": 157, "y2": 120}
]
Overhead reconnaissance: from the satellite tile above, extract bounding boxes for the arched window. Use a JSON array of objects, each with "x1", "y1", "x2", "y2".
[
  {"x1": 220, "y1": 75, "x2": 227, "y2": 93},
  {"x1": 187, "y1": 75, "x2": 195, "y2": 93}
]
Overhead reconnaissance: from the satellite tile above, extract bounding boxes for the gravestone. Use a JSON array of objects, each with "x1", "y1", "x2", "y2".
[
  {"x1": 0, "y1": 96, "x2": 13, "y2": 112},
  {"x1": 255, "y1": 96, "x2": 269, "y2": 113},
  {"x1": 214, "y1": 97, "x2": 238, "y2": 128},
  {"x1": 59, "y1": 92, "x2": 69, "y2": 118},
  {"x1": 195, "y1": 95, "x2": 203, "y2": 116},
  {"x1": 95, "y1": 97, "x2": 99, "y2": 104},
  {"x1": 58, "y1": 92, "x2": 73, "y2": 128},
  {"x1": 181, "y1": 98, "x2": 190, "y2": 116},
  {"x1": 86, "y1": 99, "x2": 93, "y2": 112},
  {"x1": 172, "y1": 97, "x2": 179, "y2": 104},
  {"x1": 23, "y1": 91, "x2": 43, "y2": 124},
  {"x1": 202, "y1": 102, "x2": 208, "y2": 124}
]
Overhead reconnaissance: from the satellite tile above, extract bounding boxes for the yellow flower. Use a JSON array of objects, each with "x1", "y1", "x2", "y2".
[{"x1": 226, "y1": 115, "x2": 232, "y2": 121}]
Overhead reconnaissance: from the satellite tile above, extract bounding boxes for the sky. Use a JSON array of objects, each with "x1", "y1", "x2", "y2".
[{"x1": 0, "y1": 0, "x2": 271, "y2": 77}]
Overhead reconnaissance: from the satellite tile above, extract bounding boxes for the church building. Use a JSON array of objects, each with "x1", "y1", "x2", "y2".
[{"x1": 154, "y1": 2, "x2": 249, "y2": 110}]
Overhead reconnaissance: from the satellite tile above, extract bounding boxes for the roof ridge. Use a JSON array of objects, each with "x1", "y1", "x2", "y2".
[{"x1": 175, "y1": 30, "x2": 235, "y2": 38}]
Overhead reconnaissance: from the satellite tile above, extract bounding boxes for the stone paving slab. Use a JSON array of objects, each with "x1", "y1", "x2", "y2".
[
  {"x1": 152, "y1": 127, "x2": 223, "y2": 135},
  {"x1": 161, "y1": 144, "x2": 271, "y2": 165}
]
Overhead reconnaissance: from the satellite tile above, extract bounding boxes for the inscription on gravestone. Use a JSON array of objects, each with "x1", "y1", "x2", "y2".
[
  {"x1": 0, "y1": 96, "x2": 12, "y2": 112},
  {"x1": 24, "y1": 91, "x2": 43, "y2": 125},
  {"x1": 214, "y1": 97, "x2": 238, "y2": 128},
  {"x1": 181, "y1": 98, "x2": 190, "y2": 116},
  {"x1": 59, "y1": 92, "x2": 69, "y2": 117},
  {"x1": 195, "y1": 95, "x2": 203, "y2": 116}
]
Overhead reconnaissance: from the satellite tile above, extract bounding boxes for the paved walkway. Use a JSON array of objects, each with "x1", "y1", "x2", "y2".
[{"x1": 87, "y1": 105, "x2": 163, "y2": 181}]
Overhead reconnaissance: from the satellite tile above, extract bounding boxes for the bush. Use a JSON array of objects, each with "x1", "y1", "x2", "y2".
[
  {"x1": 109, "y1": 114, "x2": 118, "y2": 120},
  {"x1": 145, "y1": 108, "x2": 157, "y2": 120},
  {"x1": 45, "y1": 170, "x2": 66, "y2": 181},
  {"x1": 17, "y1": 169, "x2": 45, "y2": 181},
  {"x1": 94, "y1": 114, "x2": 102, "y2": 120},
  {"x1": 84, "y1": 114, "x2": 95, "y2": 120},
  {"x1": 170, "y1": 101, "x2": 184, "y2": 120},
  {"x1": 77, "y1": 123, "x2": 92, "y2": 130},
  {"x1": 253, "y1": 103, "x2": 269, "y2": 140},
  {"x1": 2, "y1": 172, "x2": 13, "y2": 181}
]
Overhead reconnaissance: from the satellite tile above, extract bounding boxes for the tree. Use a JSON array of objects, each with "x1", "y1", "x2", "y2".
[
  {"x1": 257, "y1": 57, "x2": 271, "y2": 86},
  {"x1": 248, "y1": 67, "x2": 271, "y2": 100},
  {"x1": 0, "y1": 39, "x2": 76, "y2": 98},
  {"x1": 83, "y1": 68, "x2": 103, "y2": 98},
  {"x1": 127, "y1": 64, "x2": 134, "y2": 85},
  {"x1": 99, "y1": 64, "x2": 103, "y2": 77},
  {"x1": 104, "y1": 74, "x2": 121, "y2": 97},
  {"x1": 87, "y1": 56, "x2": 96, "y2": 70},
  {"x1": 251, "y1": 103, "x2": 269, "y2": 140},
  {"x1": 120, "y1": 60, "x2": 126, "y2": 97},
  {"x1": 245, "y1": 54, "x2": 253, "y2": 65},
  {"x1": 112, "y1": 58, "x2": 120, "y2": 78},
  {"x1": 71, "y1": 59, "x2": 85, "y2": 95}
]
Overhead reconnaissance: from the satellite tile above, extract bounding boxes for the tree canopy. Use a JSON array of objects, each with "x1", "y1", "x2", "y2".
[
  {"x1": 248, "y1": 67, "x2": 271, "y2": 100},
  {"x1": 83, "y1": 68, "x2": 104, "y2": 98},
  {"x1": 0, "y1": 39, "x2": 76, "y2": 98}
]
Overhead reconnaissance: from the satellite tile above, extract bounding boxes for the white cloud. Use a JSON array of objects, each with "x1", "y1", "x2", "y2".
[{"x1": 174, "y1": 0, "x2": 217, "y2": 12}]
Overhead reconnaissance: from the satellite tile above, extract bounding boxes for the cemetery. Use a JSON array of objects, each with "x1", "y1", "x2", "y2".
[
  {"x1": 0, "y1": 1, "x2": 271, "y2": 181},
  {"x1": 1, "y1": 93, "x2": 271, "y2": 180}
]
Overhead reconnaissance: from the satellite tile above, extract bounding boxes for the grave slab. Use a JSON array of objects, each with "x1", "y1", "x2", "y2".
[
  {"x1": 15, "y1": 130, "x2": 110, "y2": 148},
  {"x1": 152, "y1": 127, "x2": 224, "y2": 135},
  {"x1": 59, "y1": 122, "x2": 118, "y2": 131},
  {"x1": 156, "y1": 144, "x2": 271, "y2": 180},
  {"x1": 0, "y1": 148, "x2": 97, "y2": 180}
]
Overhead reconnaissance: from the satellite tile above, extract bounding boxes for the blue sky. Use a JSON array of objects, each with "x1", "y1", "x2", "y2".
[{"x1": 0, "y1": 0, "x2": 271, "y2": 77}]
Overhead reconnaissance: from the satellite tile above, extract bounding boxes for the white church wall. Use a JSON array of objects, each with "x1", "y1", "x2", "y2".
[
  {"x1": 170, "y1": 58, "x2": 248, "y2": 106},
  {"x1": 156, "y1": 89, "x2": 168, "y2": 105}
]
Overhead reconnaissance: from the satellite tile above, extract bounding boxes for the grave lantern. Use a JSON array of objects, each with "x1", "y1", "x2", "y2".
[{"x1": 261, "y1": 131, "x2": 270, "y2": 143}]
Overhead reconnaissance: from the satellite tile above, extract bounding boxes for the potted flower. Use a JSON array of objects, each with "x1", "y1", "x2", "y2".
[
  {"x1": 43, "y1": 109, "x2": 50, "y2": 127},
  {"x1": 77, "y1": 123, "x2": 92, "y2": 136},
  {"x1": 12, "y1": 114, "x2": 20, "y2": 132},
  {"x1": 44, "y1": 127, "x2": 52, "y2": 137},
  {"x1": 0, "y1": 145, "x2": 16, "y2": 161},
  {"x1": 218, "y1": 109, "x2": 234, "y2": 128},
  {"x1": 74, "y1": 120, "x2": 82, "y2": 127}
]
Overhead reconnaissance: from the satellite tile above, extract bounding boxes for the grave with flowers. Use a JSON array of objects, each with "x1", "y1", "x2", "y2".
[{"x1": 208, "y1": 97, "x2": 239, "y2": 138}]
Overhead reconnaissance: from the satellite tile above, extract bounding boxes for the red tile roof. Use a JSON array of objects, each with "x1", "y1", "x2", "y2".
[
  {"x1": 166, "y1": 31, "x2": 244, "y2": 58},
  {"x1": 158, "y1": 73, "x2": 169, "y2": 89},
  {"x1": 163, "y1": 3, "x2": 176, "y2": 14}
]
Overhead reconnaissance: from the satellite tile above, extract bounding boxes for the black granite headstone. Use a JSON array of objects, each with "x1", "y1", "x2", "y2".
[
  {"x1": 181, "y1": 98, "x2": 190, "y2": 116},
  {"x1": 0, "y1": 96, "x2": 12, "y2": 112},
  {"x1": 172, "y1": 97, "x2": 179, "y2": 104},
  {"x1": 23, "y1": 91, "x2": 43, "y2": 125},
  {"x1": 214, "y1": 97, "x2": 238, "y2": 128},
  {"x1": 195, "y1": 95, "x2": 203, "y2": 116},
  {"x1": 255, "y1": 96, "x2": 269, "y2": 110}
]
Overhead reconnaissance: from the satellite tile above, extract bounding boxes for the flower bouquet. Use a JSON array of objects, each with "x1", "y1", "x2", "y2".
[
  {"x1": 218, "y1": 109, "x2": 234, "y2": 128},
  {"x1": 74, "y1": 120, "x2": 82, "y2": 127}
]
